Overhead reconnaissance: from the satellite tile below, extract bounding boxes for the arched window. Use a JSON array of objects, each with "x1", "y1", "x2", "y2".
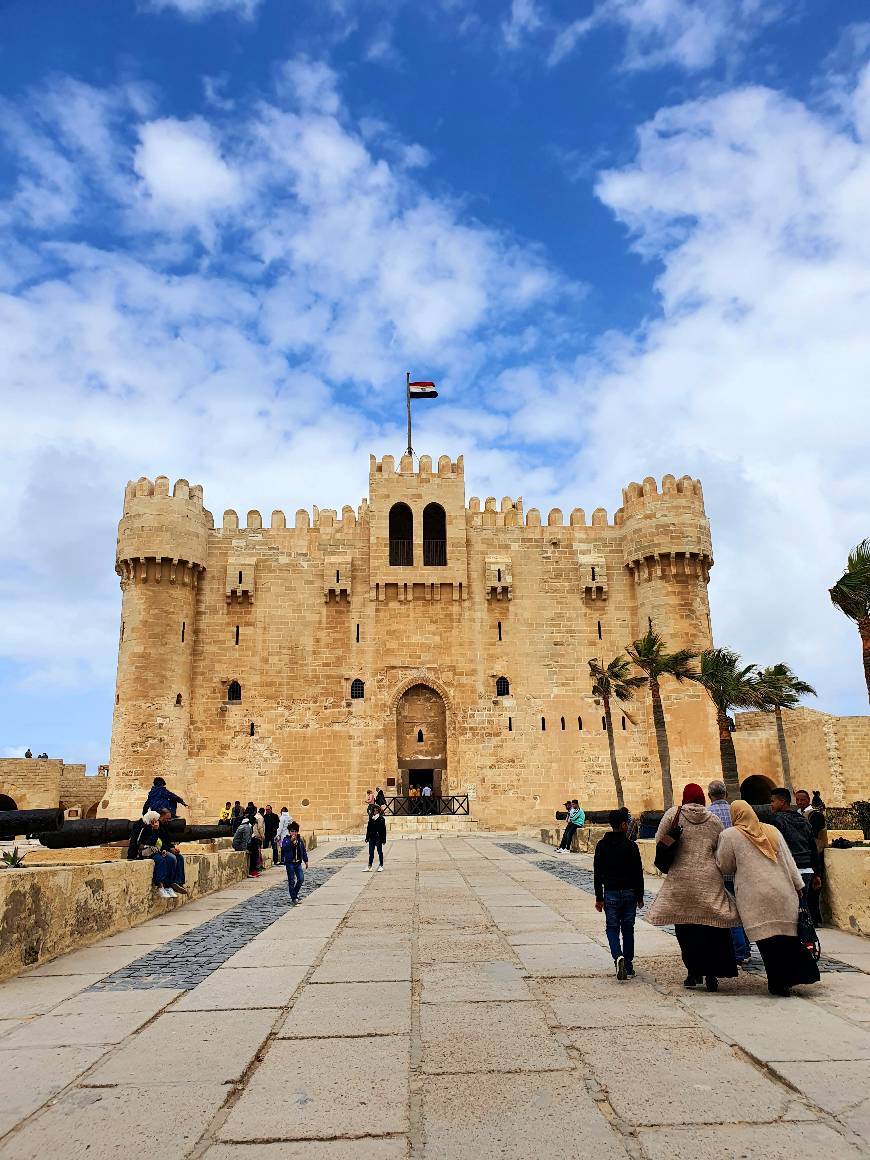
[
  {"x1": 350, "y1": 678, "x2": 365, "y2": 700},
  {"x1": 495, "y1": 676, "x2": 510, "y2": 697},
  {"x1": 578, "y1": 716, "x2": 583, "y2": 731},
  {"x1": 417, "y1": 729, "x2": 424, "y2": 743},
  {"x1": 389, "y1": 503, "x2": 413, "y2": 566},
  {"x1": 423, "y1": 503, "x2": 447, "y2": 566},
  {"x1": 175, "y1": 693, "x2": 182, "y2": 706},
  {"x1": 228, "y1": 681, "x2": 241, "y2": 702}
]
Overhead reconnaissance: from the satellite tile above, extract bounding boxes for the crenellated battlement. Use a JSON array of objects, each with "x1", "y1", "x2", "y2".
[
  {"x1": 621, "y1": 474, "x2": 705, "y2": 514},
  {"x1": 370, "y1": 453, "x2": 464, "y2": 478},
  {"x1": 618, "y1": 474, "x2": 712, "y2": 577},
  {"x1": 117, "y1": 475, "x2": 211, "y2": 575},
  {"x1": 123, "y1": 475, "x2": 205, "y2": 513},
  {"x1": 220, "y1": 504, "x2": 366, "y2": 533}
]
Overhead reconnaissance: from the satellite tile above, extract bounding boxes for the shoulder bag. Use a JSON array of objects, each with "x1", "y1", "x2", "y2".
[{"x1": 653, "y1": 806, "x2": 683, "y2": 874}]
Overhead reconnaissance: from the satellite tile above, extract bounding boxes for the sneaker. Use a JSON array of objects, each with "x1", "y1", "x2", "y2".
[
  {"x1": 625, "y1": 964, "x2": 636, "y2": 978},
  {"x1": 705, "y1": 976, "x2": 719, "y2": 992},
  {"x1": 157, "y1": 886, "x2": 171, "y2": 898},
  {"x1": 164, "y1": 888, "x2": 177, "y2": 898},
  {"x1": 683, "y1": 975, "x2": 700, "y2": 988},
  {"x1": 364, "y1": 866, "x2": 372, "y2": 872},
  {"x1": 173, "y1": 883, "x2": 188, "y2": 895},
  {"x1": 616, "y1": 955, "x2": 627, "y2": 981},
  {"x1": 377, "y1": 865, "x2": 384, "y2": 873}
]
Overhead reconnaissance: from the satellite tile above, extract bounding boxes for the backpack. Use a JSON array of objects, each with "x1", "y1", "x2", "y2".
[{"x1": 232, "y1": 822, "x2": 252, "y2": 851}]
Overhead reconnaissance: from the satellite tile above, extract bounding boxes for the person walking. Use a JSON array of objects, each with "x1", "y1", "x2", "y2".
[
  {"x1": 707, "y1": 779, "x2": 752, "y2": 964},
  {"x1": 275, "y1": 806, "x2": 292, "y2": 857},
  {"x1": 375, "y1": 786, "x2": 387, "y2": 806},
  {"x1": 647, "y1": 783, "x2": 739, "y2": 992},
  {"x1": 263, "y1": 805, "x2": 280, "y2": 866},
  {"x1": 769, "y1": 788, "x2": 823, "y2": 927},
  {"x1": 716, "y1": 801, "x2": 821, "y2": 997},
  {"x1": 250, "y1": 808, "x2": 266, "y2": 875},
  {"x1": 594, "y1": 807, "x2": 644, "y2": 980},
  {"x1": 281, "y1": 821, "x2": 309, "y2": 904},
  {"x1": 365, "y1": 799, "x2": 386, "y2": 872}
]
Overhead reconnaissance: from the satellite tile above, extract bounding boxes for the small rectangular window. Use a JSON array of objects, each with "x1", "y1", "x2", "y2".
[
  {"x1": 591, "y1": 566, "x2": 596, "y2": 581},
  {"x1": 508, "y1": 716, "x2": 512, "y2": 731},
  {"x1": 597, "y1": 620, "x2": 602, "y2": 640},
  {"x1": 497, "y1": 621, "x2": 502, "y2": 641},
  {"x1": 234, "y1": 625, "x2": 240, "y2": 646},
  {"x1": 120, "y1": 621, "x2": 125, "y2": 642},
  {"x1": 336, "y1": 569, "x2": 340, "y2": 584},
  {"x1": 541, "y1": 717, "x2": 546, "y2": 731},
  {"x1": 356, "y1": 623, "x2": 360, "y2": 643},
  {"x1": 181, "y1": 621, "x2": 185, "y2": 643},
  {"x1": 238, "y1": 570, "x2": 243, "y2": 585},
  {"x1": 560, "y1": 716, "x2": 565, "y2": 730}
]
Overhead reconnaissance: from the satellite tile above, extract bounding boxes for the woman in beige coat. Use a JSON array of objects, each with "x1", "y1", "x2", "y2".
[
  {"x1": 646, "y1": 783, "x2": 738, "y2": 991},
  {"x1": 716, "y1": 800, "x2": 820, "y2": 997}
]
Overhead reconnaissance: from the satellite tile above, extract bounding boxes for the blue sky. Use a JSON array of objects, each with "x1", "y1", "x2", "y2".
[{"x1": 1, "y1": 0, "x2": 869, "y2": 768}]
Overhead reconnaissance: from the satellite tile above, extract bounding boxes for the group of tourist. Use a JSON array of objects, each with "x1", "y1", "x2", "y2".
[
  {"x1": 593, "y1": 779, "x2": 823, "y2": 998},
  {"x1": 21, "y1": 749, "x2": 49, "y2": 759}
]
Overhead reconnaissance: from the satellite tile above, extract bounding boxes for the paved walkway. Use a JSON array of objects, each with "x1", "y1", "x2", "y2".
[{"x1": 1, "y1": 837, "x2": 869, "y2": 1158}]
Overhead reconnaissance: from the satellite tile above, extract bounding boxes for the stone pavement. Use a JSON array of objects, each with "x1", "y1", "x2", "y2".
[{"x1": 0, "y1": 836, "x2": 869, "y2": 1159}]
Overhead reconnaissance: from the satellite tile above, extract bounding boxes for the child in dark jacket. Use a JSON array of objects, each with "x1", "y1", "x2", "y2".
[
  {"x1": 281, "y1": 822, "x2": 309, "y2": 904},
  {"x1": 142, "y1": 777, "x2": 187, "y2": 817},
  {"x1": 594, "y1": 807, "x2": 645, "y2": 981}
]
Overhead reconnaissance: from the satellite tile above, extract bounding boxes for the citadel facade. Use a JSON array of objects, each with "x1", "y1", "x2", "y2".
[{"x1": 102, "y1": 453, "x2": 721, "y2": 831}]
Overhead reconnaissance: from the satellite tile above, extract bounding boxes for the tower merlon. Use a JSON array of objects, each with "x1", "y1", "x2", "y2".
[
  {"x1": 371, "y1": 453, "x2": 464, "y2": 478},
  {"x1": 619, "y1": 474, "x2": 712, "y2": 576},
  {"x1": 117, "y1": 475, "x2": 209, "y2": 575}
]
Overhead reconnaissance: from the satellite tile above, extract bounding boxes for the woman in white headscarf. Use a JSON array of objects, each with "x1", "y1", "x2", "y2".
[{"x1": 716, "y1": 800, "x2": 820, "y2": 997}]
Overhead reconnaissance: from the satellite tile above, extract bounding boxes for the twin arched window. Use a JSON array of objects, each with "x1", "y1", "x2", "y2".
[
  {"x1": 350, "y1": 679, "x2": 365, "y2": 700},
  {"x1": 388, "y1": 502, "x2": 447, "y2": 566},
  {"x1": 495, "y1": 676, "x2": 510, "y2": 697}
]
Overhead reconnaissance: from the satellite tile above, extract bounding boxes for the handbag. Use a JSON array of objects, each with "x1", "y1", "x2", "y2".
[
  {"x1": 653, "y1": 806, "x2": 683, "y2": 874},
  {"x1": 797, "y1": 894, "x2": 821, "y2": 962}
]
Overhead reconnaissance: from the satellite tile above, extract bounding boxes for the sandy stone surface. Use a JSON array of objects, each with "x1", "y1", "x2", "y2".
[{"x1": 0, "y1": 839, "x2": 868, "y2": 1158}]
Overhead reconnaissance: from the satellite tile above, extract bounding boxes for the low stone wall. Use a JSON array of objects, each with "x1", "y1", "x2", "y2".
[
  {"x1": 0, "y1": 847, "x2": 247, "y2": 982},
  {"x1": 824, "y1": 847, "x2": 870, "y2": 937}
]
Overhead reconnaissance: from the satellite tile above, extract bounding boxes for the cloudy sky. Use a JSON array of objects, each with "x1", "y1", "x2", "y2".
[{"x1": 1, "y1": 0, "x2": 868, "y2": 767}]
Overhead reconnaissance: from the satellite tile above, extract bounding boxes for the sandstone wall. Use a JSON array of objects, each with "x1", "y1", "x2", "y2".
[
  {"x1": 0, "y1": 847, "x2": 246, "y2": 981},
  {"x1": 0, "y1": 758, "x2": 64, "y2": 810},
  {"x1": 823, "y1": 848, "x2": 870, "y2": 936},
  {"x1": 102, "y1": 460, "x2": 720, "y2": 831},
  {"x1": 733, "y1": 708, "x2": 870, "y2": 806}
]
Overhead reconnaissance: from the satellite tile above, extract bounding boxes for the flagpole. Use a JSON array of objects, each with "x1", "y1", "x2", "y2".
[{"x1": 406, "y1": 370, "x2": 412, "y2": 457}]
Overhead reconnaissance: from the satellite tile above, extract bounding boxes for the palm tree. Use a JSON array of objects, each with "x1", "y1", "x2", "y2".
[
  {"x1": 626, "y1": 627, "x2": 700, "y2": 810},
  {"x1": 697, "y1": 648, "x2": 769, "y2": 799},
  {"x1": 589, "y1": 656, "x2": 647, "y2": 808},
  {"x1": 755, "y1": 663, "x2": 817, "y2": 791},
  {"x1": 829, "y1": 538, "x2": 870, "y2": 704}
]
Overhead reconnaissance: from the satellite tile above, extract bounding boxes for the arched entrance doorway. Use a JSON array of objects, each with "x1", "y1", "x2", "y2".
[
  {"x1": 396, "y1": 684, "x2": 447, "y2": 796},
  {"x1": 0, "y1": 794, "x2": 17, "y2": 811}
]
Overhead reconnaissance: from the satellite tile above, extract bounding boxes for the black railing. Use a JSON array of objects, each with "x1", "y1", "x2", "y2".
[
  {"x1": 423, "y1": 539, "x2": 447, "y2": 566},
  {"x1": 384, "y1": 794, "x2": 470, "y2": 816},
  {"x1": 389, "y1": 539, "x2": 413, "y2": 566}
]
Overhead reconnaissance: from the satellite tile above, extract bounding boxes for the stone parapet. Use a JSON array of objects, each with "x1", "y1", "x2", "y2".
[
  {"x1": 0, "y1": 848, "x2": 247, "y2": 981},
  {"x1": 823, "y1": 847, "x2": 870, "y2": 937}
]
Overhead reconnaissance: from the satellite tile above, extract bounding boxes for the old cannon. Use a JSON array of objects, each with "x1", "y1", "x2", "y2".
[
  {"x1": 38, "y1": 818, "x2": 227, "y2": 849},
  {"x1": 0, "y1": 808, "x2": 65, "y2": 841}
]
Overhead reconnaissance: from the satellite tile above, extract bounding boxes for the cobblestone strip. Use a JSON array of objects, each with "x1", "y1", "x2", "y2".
[
  {"x1": 88, "y1": 866, "x2": 340, "y2": 991},
  {"x1": 321, "y1": 845, "x2": 366, "y2": 861}
]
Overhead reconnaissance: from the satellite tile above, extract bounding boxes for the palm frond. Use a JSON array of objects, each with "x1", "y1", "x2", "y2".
[{"x1": 830, "y1": 538, "x2": 870, "y2": 623}]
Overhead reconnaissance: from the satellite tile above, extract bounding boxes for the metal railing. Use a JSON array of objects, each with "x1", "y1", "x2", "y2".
[
  {"x1": 423, "y1": 539, "x2": 447, "y2": 566},
  {"x1": 389, "y1": 539, "x2": 413, "y2": 566},
  {"x1": 384, "y1": 794, "x2": 470, "y2": 816}
]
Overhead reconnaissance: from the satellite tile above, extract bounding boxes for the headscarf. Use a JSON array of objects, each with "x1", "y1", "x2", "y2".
[
  {"x1": 730, "y1": 799, "x2": 780, "y2": 862},
  {"x1": 365, "y1": 790, "x2": 375, "y2": 805},
  {"x1": 681, "y1": 783, "x2": 705, "y2": 806}
]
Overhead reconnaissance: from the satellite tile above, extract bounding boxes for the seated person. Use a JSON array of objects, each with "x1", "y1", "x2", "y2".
[{"x1": 127, "y1": 811, "x2": 180, "y2": 899}]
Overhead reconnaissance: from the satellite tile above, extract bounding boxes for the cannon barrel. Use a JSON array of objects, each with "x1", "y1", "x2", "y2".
[
  {"x1": 0, "y1": 808, "x2": 65, "y2": 840},
  {"x1": 38, "y1": 818, "x2": 227, "y2": 849}
]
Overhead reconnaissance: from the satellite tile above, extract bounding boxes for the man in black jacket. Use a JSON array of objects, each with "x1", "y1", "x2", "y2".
[
  {"x1": 263, "y1": 805, "x2": 280, "y2": 865},
  {"x1": 594, "y1": 807, "x2": 645, "y2": 981},
  {"x1": 770, "y1": 788, "x2": 822, "y2": 924}
]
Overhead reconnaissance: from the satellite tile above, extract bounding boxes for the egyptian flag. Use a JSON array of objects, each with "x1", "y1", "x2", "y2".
[{"x1": 409, "y1": 380, "x2": 438, "y2": 399}]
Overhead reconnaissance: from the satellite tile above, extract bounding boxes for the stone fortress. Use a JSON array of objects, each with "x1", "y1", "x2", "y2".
[{"x1": 101, "y1": 452, "x2": 728, "y2": 833}]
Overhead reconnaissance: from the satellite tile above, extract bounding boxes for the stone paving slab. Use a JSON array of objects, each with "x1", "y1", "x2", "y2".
[
  {"x1": 49, "y1": 988, "x2": 182, "y2": 1018},
  {"x1": 511, "y1": 939, "x2": 616, "y2": 977},
  {"x1": 420, "y1": 1000, "x2": 571, "y2": 1074},
  {"x1": 766, "y1": 1058, "x2": 870, "y2": 1118},
  {"x1": 0, "y1": 1008, "x2": 156, "y2": 1048},
  {"x1": 636, "y1": 1122, "x2": 867, "y2": 1160},
  {"x1": 219, "y1": 1036, "x2": 410, "y2": 1141},
  {"x1": 173, "y1": 963, "x2": 308, "y2": 1010},
  {"x1": 0, "y1": 1043, "x2": 108, "y2": 1136},
  {"x1": 282, "y1": 980, "x2": 411, "y2": 1038},
  {"x1": 421, "y1": 1070, "x2": 629, "y2": 1159},
  {"x1": 417, "y1": 931, "x2": 512, "y2": 963},
  {"x1": 26, "y1": 945, "x2": 146, "y2": 976},
  {"x1": 569, "y1": 1025, "x2": 812, "y2": 1126},
  {"x1": 223, "y1": 935, "x2": 327, "y2": 969},
  {"x1": 421, "y1": 961, "x2": 531, "y2": 1002},
  {"x1": 0, "y1": 1082, "x2": 229, "y2": 1159},
  {"x1": 679, "y1": 991, "x2": 870, "y2": 1061},
  {"x1": 311, "y1": 945, "x2": 412, "y2": 983},
  {"x1": 534, "y1": 977, "x2": 699, "y2": 1028},
  {"x1": 0, "y1": 973, "x2": 104, "y2": 1017},
  {"x1": 85, "y1": 1007, "x2": 276, "y2": 1086}
]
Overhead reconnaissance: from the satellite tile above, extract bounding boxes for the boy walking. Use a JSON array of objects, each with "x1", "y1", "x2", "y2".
[
  {"x1": 594, "y1": 807, "x2": 644, "y2": 981},
  {"x1": 281, "y1": 822, "x2": 309, "y2": 905}
]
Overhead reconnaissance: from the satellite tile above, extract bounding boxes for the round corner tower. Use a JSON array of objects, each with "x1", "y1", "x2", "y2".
[
  {"x1": 618, "y1": 474, "x2": 714, "y2": 650},
  {"x1": 102, "y1": 475, "x2": 210, "y2": 819}
]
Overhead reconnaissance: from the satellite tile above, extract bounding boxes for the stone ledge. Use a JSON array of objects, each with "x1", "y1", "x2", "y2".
[
  {"x1": 0, "y1": 848, "x2": 248, "y2": 982},
  {"x1": 824, "y1": 847, "x2": 870, "y2": 936}
]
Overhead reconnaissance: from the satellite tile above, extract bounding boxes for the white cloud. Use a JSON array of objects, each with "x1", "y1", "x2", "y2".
[
  {"x1": 142, "y1": 0, "x2": 262, "y2": 18},
  {"x1": 503, "y1": 0, "x2": 544, "y2": 50},
  {"x1": 550, "y1": 0, "x2": 777, "y2": 71}
]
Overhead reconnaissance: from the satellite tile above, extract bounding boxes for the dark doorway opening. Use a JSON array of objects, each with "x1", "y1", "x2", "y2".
[{"x1": 0, "y1": 794, "x2": 18, "y2": 811}]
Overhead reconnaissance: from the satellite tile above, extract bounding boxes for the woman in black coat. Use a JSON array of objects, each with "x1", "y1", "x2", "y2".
[{"x1": 365, "y1": 801, "x2": 387, "y2": 872}]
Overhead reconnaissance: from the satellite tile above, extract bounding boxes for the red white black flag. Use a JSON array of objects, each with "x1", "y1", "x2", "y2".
[{"x1": 408, "y1": 380, "x2": 438, "y2": 399}]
